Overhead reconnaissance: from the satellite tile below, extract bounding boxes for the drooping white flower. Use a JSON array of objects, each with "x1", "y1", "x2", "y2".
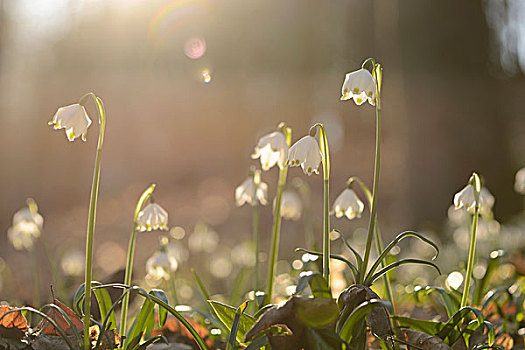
[
  {"x1": 48, "y1": 104, "x2": 92, "y2": 141},
  {"x1": 515, "y1": 167, "x2": 525, "y2": 194},
  {"x1": 146, "y1": 250, "x2": 178, "y2": 280},
  {"x1": 137, "y1": 203, "x2": 169, "y2": 232},
  {"x1": 454, "y1": 184, "x2": 495, "y2": 214},
  {"x1": 341, "y1": 68, "x2": 376, "y2": 106},
  {"x1": 235, "y1": 175, "x2": 268, "y2": 206},
  {"x1": 331, "y1": 188, "x2": 365, "y2": 220},
  {"x1": 7, "y1": 199, "x2": 44, "y2": 251},
  {"x1": 8, "y1": 222, "x2": 41, "y2": 251},
  {"x1": 252, "y1": 131, "x2": 289, "y2": 171},
  {"x1": 13, "y1": 207, "x2": 43, "y2": 230},
  {"x1": 274, "y1": 190, "x2": 302, "y2": 220},
  {"x1": 287, "y1": 135, "x2": 322, "y2": 176}
]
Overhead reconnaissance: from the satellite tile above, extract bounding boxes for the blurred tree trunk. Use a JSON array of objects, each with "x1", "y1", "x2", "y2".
[{"x1": 398, "y1": 0, "x2": 518, "y2": 227}]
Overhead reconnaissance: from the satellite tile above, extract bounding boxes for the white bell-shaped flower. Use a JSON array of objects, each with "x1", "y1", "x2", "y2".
[
  {"x1": 341, "y1": 69, "x2": 376, "y2": 106},
  {"x1": 137, "y1": 203, "x2": 169, "y2": 232},
  {"x1": 235, "y1": 176, "x2": 268, "y2": 206},
  {"x1": 8, "y1": 221, "x2": 41, "y2": 251},
  {"x1": 7, "y1": 200, "x2": 44, "y2": 251},
  {"x1": 48, "y1": 104, "x2": 92, "y2": 142},
  {"x1": 274, "y1": 190, "x2": 302, "y2": 220},
  {"x1": 454, "y1": 185, "x2": 495, "y2": 214},
  {"x1": 146, "y1": 250, "x2": 178, "y2": 280},
  {"x1": 515, "y1": 167, "x2": 525, "y2": 195},
  {"x1": 252, "y1": 131, "x2": 289, "y2": 171},
  {"x1": 287, "y1": 135, "x2": 322, "y2": 176},
  {"x1": 13, "y1": 207, "x2": 43, "y2": 230},
  {"x1": 332, "y1": 188, "x2": 365, "y2": 220}
]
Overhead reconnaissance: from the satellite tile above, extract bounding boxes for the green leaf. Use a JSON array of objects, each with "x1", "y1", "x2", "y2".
[
  {"x1": 208, "y1": 300, "x2": 255, "y2": 344},
  {"x1": 150, "y1": 289, "x2": 169, "y2": 328},
  {"x1": 294, "y1": 298, "x2": 339, "y2": 328},
  {"x1": 366, "y1": 258, "x2": 441, "y2": 286},
  {"x1": 365, "y1": 231, "x2": 439, "y2": 284},
  {"x1": 227, "y1": 301, "x2": 249, "y2": 349},
  {"x1": 254, "y1": 303, "x2": 273, "y2": 319},
  {"x1": 245, "y1": 335, "x2": 269, "y2": 350},
  {"x1": 73, "y1": 283, "x2": 86, "y2": 316},
  {"x1": 338, "y1": 299, "x2": 390, "y2": 344},
  {"x1": 294, "y1": 271, "x2": 332, "y2": 299},
  {"x1": 126, "y1": 296, "x2": 155, "y2": 349},
  {"x1": 463, "y1": 320, "x2": 495, "y2": 347},
  {"x1": 414, "y1": 286, "x2": 458, "y2": 318},
  {"x1": 93, "y1": 287, "x2": 117, "y2": 330},
  {"x1": 393, "y1": 316, "x2": 445, "y2": 335},
  {"x1": 336, "y1": 230, "x2": 363, "y2": 276},
  {"x1": 295, "y1": 248, "x2": 358, "y2": 282},
  {"x1": 437, "y1": 306, "x2": 485, "y2": 344},
  {"x1": 192, "y1": 268, "x2": 211, "y2": 301},
  {"x1": 133, "y1": 335, "x2": 167, "y2": 350}
]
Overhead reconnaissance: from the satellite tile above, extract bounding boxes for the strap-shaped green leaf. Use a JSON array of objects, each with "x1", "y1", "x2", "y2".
[
  {"x1": 208, "y1": 300, "x2": 255, "y2": 345},
  {"x1": 365, "y1": 231, "x2": 439, "y2": 284},
  {"x1": 227, "y1": 301, "x2": 249, "y2": 350}
]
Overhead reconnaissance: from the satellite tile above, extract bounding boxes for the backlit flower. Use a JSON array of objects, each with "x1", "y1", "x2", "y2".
[
  {"x1": 48, "y1": 104, "x2": 92, "y2": 141},
  {"x1": 332, "y1": 188, "x2": 365, "y2": 220},
  {"x1": 454, "y1": 185, "x2": 495, "y2": 214},
  {"x1": 341, "y1": 68, "x2": 376, "y2": 106},
  {"x1": 252, "y1": 131, "x2": 288, "y2": 171},
  {"x1": 275, "y1": 190, "x2": 302, "y2": 220},
  {"x1": 235, "y1": 174, "x2": 268, "y2": 206},
  {"x1": 7, "y1": 199, "x2": 43, "y2": 251},
  {"x1": 137, "y1": 203, "x2": 169, "y2": 232},
  {"x1": 515, "y1": 167, "x2": 525, "y2": 194},
  {"x1": 146, "y1": 251, "x2": 178, "y2": 280},
  {"x1": 287, "y1": 136, "x2": 322, "y2": 176}
]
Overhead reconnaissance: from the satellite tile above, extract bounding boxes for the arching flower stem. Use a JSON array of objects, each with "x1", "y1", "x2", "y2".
[
  {"x1": 359, "y1": 61, "x2": 383, "y2": 286},
  {"x1": 460, "y1": 172, "x2": 481, "y2": 308},
  {"x1": 264, "y1": 123, "x2": 292, "y2": 306},
  {"x1": 120, "y1": 184, "x2": 156, "y2": 336},
  {"x1": 310, "y1": 123, "x2": 331, "y2": 286},
  {"x1": 82, "y1": 94, "x2": 106, "y2": 350}
]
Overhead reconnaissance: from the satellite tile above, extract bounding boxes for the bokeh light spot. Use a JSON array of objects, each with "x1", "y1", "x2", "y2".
[{"x1": 184, "y1": 37, "x2": 207, "y2": 59}]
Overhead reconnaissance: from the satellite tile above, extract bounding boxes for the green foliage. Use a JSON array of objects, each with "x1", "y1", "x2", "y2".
[
  {"x1": 338, "y1": 299, "x2": 391, "y2": 346},
  {"x1": 208, "y1": 300, "x2": 255, "y2": 346},
  {"x1": 227, "y1": 301, "x2": 249, "y2": 350}
]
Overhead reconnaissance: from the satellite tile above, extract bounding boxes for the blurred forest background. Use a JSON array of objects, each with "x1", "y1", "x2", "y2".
[{"x1": 0, "y1": 0, "x2": 524, "y2": 303}]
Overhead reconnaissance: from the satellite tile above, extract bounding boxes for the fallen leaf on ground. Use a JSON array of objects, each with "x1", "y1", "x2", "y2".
[
  {"x1": 0, "y1": 305, "x2": 28, "y2": 340},
  {"x1": 37, "y1": 299, "x2": 83, "y2": 336}
]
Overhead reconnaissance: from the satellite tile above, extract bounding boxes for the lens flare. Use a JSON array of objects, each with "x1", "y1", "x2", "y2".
[
  {"x1": 202, "y1": 69, "x2": 212, "y2": 83},
  {"x1": 184, "y1": 37, "x2": 207, "y2": 59},
  {"x1": 148, "y1": 0, "x2": 210, "y2": 44}
]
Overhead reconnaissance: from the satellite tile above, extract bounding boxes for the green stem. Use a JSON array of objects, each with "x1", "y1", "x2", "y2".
[
  {"x1": 83, "y1": 95, "x2": 106, "y2": 350},
  {"x1": 359, "y1": 100, "x2": 381, "y2": 284},
  {"x1": 264, "y1": 128, "x2": 291, "y2": 306},
  {"x1": 120, "y1": 184, "x2": 156, "y2": 336},
  {"x1": 323, "y1": 177, "x2": 330, "y2": 286},
  {"x1": 311, "y1": 124, "x2": 331, "y2": 286},
  {"x1": 253, "y1": 202, "x2": 259, "y2": 292},
  {"x1": 168, "y1": 270, "x2": 178, "y2": 305},
  {"x1": 31, "y1": 248, "x2": 41, "y2": 308},
  {"x1": 461, "y1": 205, "x2": 479, "y2": 308},
  {"x1": 351, "y1": 177, "x2": 394, "y2": 309}
]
